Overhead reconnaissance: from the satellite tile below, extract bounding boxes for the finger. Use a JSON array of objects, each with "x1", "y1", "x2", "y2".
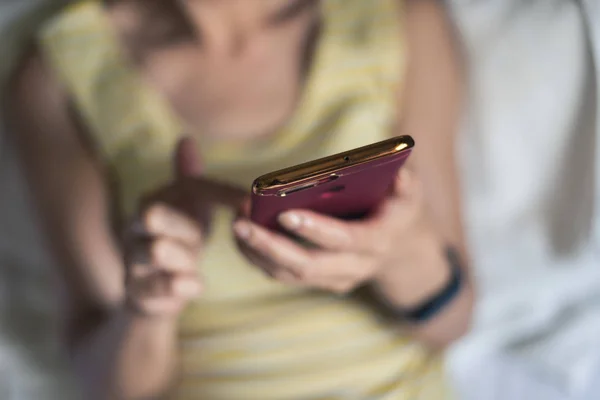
[
  {"x1": 391, "y1": 168, "x2": 421, "y2": 201},
  {"x1": 143, "y1": 203, "x2": 203, "y2": 246},
  {"x1": 172, "y1": 137, "x2": 247, "y2": 210},
  {"x1": 129, "y1": 264, "x2": 200, "y2": 290},
  {"x1": 133, "y1": 273, "x2": 201, "y2": 300},
  {"x1": 233, "y1": 219, "x2": 312, "y2": 275},
  {"x1": 127, "y1": 237, "x2": 198, "y2": 278},
  {"x1": 127, "y1": 274, "x2": 202, "y2": 302},
  {"x1": 277, "y1": 209, "x2": 386, "y2": 255},
  {"x1": 236, "y1": 240, "x2": 300, "y2": 283},
  {"x1": 170, "y1": 274, "x2": 203, "y2": 298},
  {"x1": 128, "y1": 293, "x2": 183, "y2": 316},
  {"x1": 238, "y1": 198, "x2": 251, "y2": 219},
  {"x1": 183, "y1": 177, "x2": 249, "y2": 210},
  {"x1": 128, "y1": 273, "x2": 202, "y2": 310},
  {"x1": 174, "y1": 136, "x2": 203, "y2": 178},
  {"x1": 235, "y1": 231, "x2": 373, "y2": 292},
  {"x1": 125, "y1": 236, "x2": 153, "y2": 267},
  {"x1": 149, "y1": 237, "x2": 199, "y2": 273},
  {"x1": 298, "y1": 252, "x2": 375, "y2": 293},
  {"x1": 277, "y1": 210, "x2": 354, "y2": 251},
  {"x1": 372, "y1": 168, "x2": 423, "y2": 227}
]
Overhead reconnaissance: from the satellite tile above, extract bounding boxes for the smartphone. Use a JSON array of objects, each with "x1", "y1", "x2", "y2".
[{"x1": 250, "y1": 135, "x2": 414, "y2": 229}]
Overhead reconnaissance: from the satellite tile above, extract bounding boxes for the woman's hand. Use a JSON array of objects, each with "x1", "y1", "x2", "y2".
[
  {"x1": 124, "y1": 203, "x2": 204, "y2": 317},
  {"x1": 124, "y1": 138, "x2": 246, "y2": 317},
  {"x1": 233, "y1": 169, "x2": 450, "y2": 306}
]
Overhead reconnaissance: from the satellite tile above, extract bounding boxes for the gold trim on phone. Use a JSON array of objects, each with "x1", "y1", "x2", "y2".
[{"x1": 252, "y1": 135, "x2": 415, "y2": 195}]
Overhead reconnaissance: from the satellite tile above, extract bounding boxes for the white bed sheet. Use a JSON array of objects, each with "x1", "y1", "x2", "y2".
[{"x1": 448, "y1": 0, "x2": 600, "y2": 398}]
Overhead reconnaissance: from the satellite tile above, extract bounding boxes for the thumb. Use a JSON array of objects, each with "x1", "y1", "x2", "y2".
[
  {"x1": 392, "y1": 168, "x2": 419, "y2": 199},
  {"x1": 174, "y1": 136, "x2": 203, "y2": 178}
]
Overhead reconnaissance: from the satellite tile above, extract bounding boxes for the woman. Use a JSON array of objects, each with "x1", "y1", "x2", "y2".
[{"x1": 7, "y1": 0, "x2": 472, "y2": 399}]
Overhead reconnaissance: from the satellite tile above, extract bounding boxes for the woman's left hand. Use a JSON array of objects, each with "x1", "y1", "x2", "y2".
[{"x1": 233, "y1": 169, "x2": 450, "y2": 305}]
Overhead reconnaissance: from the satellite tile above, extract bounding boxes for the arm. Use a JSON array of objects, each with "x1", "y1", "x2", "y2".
[
  {"x1": 375, "y1": 0, "x2": 473, "y2": 347},
  {"x1": 230, "y1": 1, "x2": 472, "y2": 348},
  {"x1": 6, "y1": 50, "x2": 180, "y2": 400}
]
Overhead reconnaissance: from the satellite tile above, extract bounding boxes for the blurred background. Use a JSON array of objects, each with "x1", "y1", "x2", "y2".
[{"x1": 0, "y1": 0, "x2": 599, "y2": 399}]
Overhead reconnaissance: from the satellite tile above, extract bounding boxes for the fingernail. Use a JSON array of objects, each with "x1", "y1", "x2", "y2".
[
  {"x1": 234, "y1": 221, "x2": 253, "y2": 240},
  {"x1": 278, "y1": 212, "x2": 303, "y2": 230}
]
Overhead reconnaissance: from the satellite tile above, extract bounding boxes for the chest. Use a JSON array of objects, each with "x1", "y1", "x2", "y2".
[{"x1": 133, "y1": 16, "x2": 318, "y2": 141}]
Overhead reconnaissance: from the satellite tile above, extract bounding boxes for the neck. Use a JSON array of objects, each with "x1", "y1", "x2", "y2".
[{"x1": 181, "y1": 0, "x2": 317, "y2": 54}]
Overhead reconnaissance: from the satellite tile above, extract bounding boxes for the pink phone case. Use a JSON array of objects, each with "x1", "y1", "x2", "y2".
[{"x1": 250, "y1": 148, "x2": 412, "y2": 230}]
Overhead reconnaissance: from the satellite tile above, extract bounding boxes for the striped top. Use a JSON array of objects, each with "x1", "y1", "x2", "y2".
[{"x1": 38, "y1": 1, "x2": 449, "y2": 398}]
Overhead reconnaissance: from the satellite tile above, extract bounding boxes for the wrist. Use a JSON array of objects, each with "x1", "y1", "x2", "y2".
[
  {"x1": 372, "y1": 238, "x2": 466, "y2": 323},
  {"x1": 113, "y1": 307, "x2": 179, "y2": 400},
  {"x1": 373, "y1": 229, "x2": 450, "y2": 308}
]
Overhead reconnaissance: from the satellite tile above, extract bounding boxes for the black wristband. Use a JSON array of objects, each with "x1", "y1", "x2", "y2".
[{"x1": 383, "y1": 247, "x2": 464, "y2": 323}]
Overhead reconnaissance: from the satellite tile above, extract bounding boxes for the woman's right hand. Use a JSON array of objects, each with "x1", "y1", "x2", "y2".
[
  {"x1": 123, "y1": 137, "x2": 246, "y2": 318},
  {"x1": 125, "y1": 201, "x2": 204, "y2": 317}
]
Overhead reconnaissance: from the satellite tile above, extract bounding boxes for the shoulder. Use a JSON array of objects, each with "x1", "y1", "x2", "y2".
[
  {"x1": 6, "y1": 46, "x2": 97, "y2": 167},
  {"x1": 6, "y1": 44, "x2": 92, "y2": 157},
  {"x1": 403, "y1": 0, "x2": 457, "y2": 42},
  {"x1": 404, "y1": 0, "x2": 451, "y2": 16},
  {"x1": 401, "y1": 0, "x2": 463, "y2": 91},
  {"x1": 7, "y1": 47, "x2": 70, "y2": 134}
]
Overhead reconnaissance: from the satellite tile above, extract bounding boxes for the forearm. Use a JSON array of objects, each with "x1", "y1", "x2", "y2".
[
  {"x1": 7, "y1": 46, "x2": 183, "y2": 400},
  {"x1": 405, "y1": 280, "x2": 473, "y2": 348},
  {"x1": 72, "y1": 307, "x2": 179, "y2": 400},
  {"x1": 376, "y1": 0, "x2": 472, "y2": 347}
]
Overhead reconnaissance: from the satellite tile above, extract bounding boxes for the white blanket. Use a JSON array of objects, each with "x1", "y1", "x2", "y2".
[{"x1": 448, "y1": 0, "x2": 600, "y2": 398}]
